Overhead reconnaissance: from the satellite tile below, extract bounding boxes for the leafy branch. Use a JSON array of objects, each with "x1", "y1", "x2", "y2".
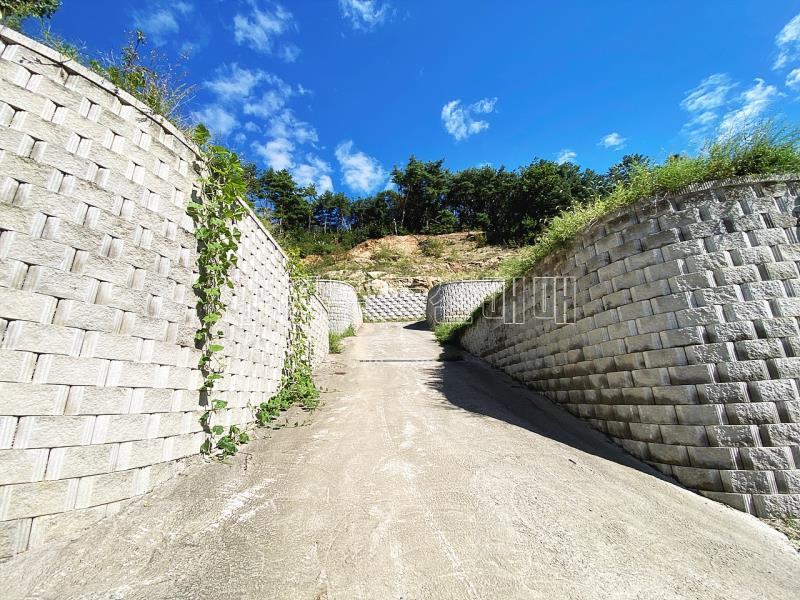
[{"x1": 187, "y1": 125, "x2": 249, "y2": 458}]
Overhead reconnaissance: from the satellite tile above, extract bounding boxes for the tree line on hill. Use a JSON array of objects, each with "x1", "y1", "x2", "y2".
[{"x1": 243, "y1": 154, "x2": 649, "y2": 255}]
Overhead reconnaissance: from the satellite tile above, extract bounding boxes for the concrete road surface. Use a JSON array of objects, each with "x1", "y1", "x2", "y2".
[{"x1": 1, "y1": 322, "x2": 798, "y2": 599}]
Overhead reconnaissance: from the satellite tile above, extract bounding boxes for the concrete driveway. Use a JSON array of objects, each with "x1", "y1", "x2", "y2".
[{"x1": 1, "y1": 322, "x2": 798, "y2": 599}]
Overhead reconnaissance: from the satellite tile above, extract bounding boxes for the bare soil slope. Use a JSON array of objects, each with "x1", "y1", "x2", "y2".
[{"x1": 305, "y1": 231, "x2": 514, "y2": 294}]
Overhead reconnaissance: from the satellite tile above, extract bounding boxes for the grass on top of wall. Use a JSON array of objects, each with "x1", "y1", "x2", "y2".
[{"x1": 498, "y1": 121, "x2": 800, "y2": 281}]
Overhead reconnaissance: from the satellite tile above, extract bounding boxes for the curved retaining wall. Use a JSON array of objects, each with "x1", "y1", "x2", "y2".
[
  {"x1": 362, "y1": 293, "x2": 427, "y2": 322},
  {"x1": 314, "y1": 279, "x2": 362, "y2": 334},
  {"x1": 426, "y1": 279, "x2": 504, "y2": 326},
  {"x1": 461, "y1": 176, "x2": 800, "y2": 518},
  {"x1": 0, "y1": 28, "x2": 329, "y2": 557}
]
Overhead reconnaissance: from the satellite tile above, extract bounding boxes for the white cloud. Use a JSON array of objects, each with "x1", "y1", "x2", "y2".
[
  {"x1": 233, "y1": 1, "x2": 298, "y2": 60},
  {"x1": 680, "y1": 73, "x2": 738, "y2": 144},
  {"x1": 719, "y1": 79, "x2": 782, "y2": 137},
  {"x1": 787, "y1": 68, "x2": 800, "y2": 91},
  {"x1": 599, "y1": 132, "x2": 626, "y2": 149},
  {"x1": 335, "y1": 141, "x2": 386, "y2": 193},
  {"x1": 133, "y1": 1, "x2": 194, "y2": 45},
  {"x1": 773, "y1": 13, "x2": 800, "y2": 70},
  {"x1": 281, "y1": 44, "x2": 301, "y2": 62},
  {"x1": 441, "y1": 97, "x2": 498, "y2": 141},
  {"x1": 681, "y1": 74, "x2": 737, "y2": 113},
  {"x1": 339, "y1": 0, "x2": 393, "y2": 31},
  {"x1": 268, "y1": 110, "x2": 318, "y2": 144},
  {"x1": 556, "y1": 149, "x2": 577, "y2": 165},
  {"x1": 191, "y1": 105, "x2": 238, "y2": 137},
  {"x1": 253, "y1": 137, "x2": 294, "y2": 170},
  {"x1": 293, "y1": 156, "x2": 334, "y2": 193},
  {"x1": 206, "y1": 64, "x2": 267, "y2": 100}
]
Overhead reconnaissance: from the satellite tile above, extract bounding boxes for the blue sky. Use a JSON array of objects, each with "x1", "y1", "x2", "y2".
[{"x1": 28, "y1": 1, "x2": 800, "y2": 197}]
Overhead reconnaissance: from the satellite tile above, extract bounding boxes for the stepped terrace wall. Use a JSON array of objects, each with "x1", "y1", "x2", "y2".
[
  {"x1": 461, "y1": 176, "x2": 800, "y2": 518},
  {"x1": 426, "y1": 279, "x2": 504, "y2": 326},
  {"x1": 314, "y1": 279, "x2": 362, "y2": 334},
  {"x1": 0, "y1": 28, "x2": 328, "y2": 558},
  {"x1": 362, "y1": 293, "x2": 427, "y2": 322}
]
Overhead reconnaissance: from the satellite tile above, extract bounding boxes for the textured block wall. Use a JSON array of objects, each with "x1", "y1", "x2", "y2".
[
  {"x1": 461, "y1": 176, "x2": 800, "y2": 518},
  {"x1": 426, "y1": 279, "x2": 505, "y2": 326},
  {"x1": 362, "y1": 293, "x2": 427, "y2": 322},
  {"x1": 307, "y1": 294, "x2": 329, "y2": 367},
  {"x1": 0, "y1": 28, "x2": 329, "y2": 557},
  {"x1": 314, "y1": 279, "x2": 363, "y2": 334}
]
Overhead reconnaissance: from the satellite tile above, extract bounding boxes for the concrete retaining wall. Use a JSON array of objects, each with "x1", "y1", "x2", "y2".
[
  {"x1": 314, "y1": 279, "x2": 362, "y2": 334},
  {"x1": 307, "y1": 295, "x2": 329, "y2": 366},
  {"x1": 461, "y1": 176, "x2": 800, "y2": 518},
  {"x1": 0, "y1": 28, "x2": 329, "y2": 557},
  {"x1": 426, "y1": 279, "x2": 504, "y2": 326},
  {"x1": 362, "y1": 293, "x2": 427, "y2": 322}
]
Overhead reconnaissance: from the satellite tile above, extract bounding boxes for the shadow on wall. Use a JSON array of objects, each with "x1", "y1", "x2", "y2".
[{"x1": 421, "y1": 344, "x2": 674, "y2": 482}]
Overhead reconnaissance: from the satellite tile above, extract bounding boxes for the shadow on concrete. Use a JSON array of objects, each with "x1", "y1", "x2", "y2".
[
  {"x1": 403, "y1": 320, "x2": 430, "y2": 331},
  {"x1": 423, "y1": 344, "x2": 673, "y2": 481}
]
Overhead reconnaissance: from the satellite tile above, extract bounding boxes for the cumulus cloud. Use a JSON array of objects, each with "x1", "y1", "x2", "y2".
[
  {"x1": 719, "y1": 79, "x2": 782, "y2": 137},
  {"x1": 233, "y1": 1, "x2": 299, "y2": 60},
  {"x1": 133, "y1": 1, "x2": 194, "y2": 45},
  {"x1": 335, "y1": 141, "x2": 386, "y2": 193},
  {"x1": 190, "y1": 105, "x2": 238, "y2": 137},
  {"x1": 206, "y1": 64, "x2": 267, "y2": 100},
  {"x1": 599, "y1": 132, "x2": 626, "y2": 150},
  {"x1": 556, "y1": 149, "x2": 577, "y2": 165},
  {"x1": 773, "y1": 13, "x2": 800, "y2": 70},
  {"x1": 253, "y1": 137, "x2": 294, "y2": 170},
  {"x1": 293, "y1": 156, "x2": 334, "y2": 193},
  {"x1": 787, "y1": 68, "x2": 800, "y2": 91},
  {"x1": 441, "y1": 97, "x2": 498, "y2": 141},
  {"x1": 339, "y1": 0, "x2": 393, "y2": 31}
]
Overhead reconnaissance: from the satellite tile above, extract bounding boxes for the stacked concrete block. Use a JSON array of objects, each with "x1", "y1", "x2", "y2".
[
  {"x1": 362, "y1": 293, "x2": 427, "y2": 321},
  {"x1": 461, "y1": 175, "x2": 800, "y2": 517},
  {"x1": 314, "y1": 279, "x2": 363, "y2": 334},
  {"x1": 426, "y1": 279, "x2": 505, "y2": 326},
  {"x1": 0, "y1": 28, "x2": 328, "y2": 558},
  {"x1": 306, "y1": 294, "x2": 329, "y2": 367}
]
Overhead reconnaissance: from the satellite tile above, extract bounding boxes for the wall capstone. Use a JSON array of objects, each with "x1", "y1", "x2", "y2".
[{"x1": 461, "y1": 176, "x2": 800, "y2": 518}]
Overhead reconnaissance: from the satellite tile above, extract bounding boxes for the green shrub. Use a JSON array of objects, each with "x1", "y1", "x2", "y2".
[
  {"x1": 0, "y1": 0, "x2": 60, "y2": 29},
  {"x1": 434, "y1": 321, "x2": 468, "y2": 346},
  {"x1": 419, "y1": 237, "x2": 444, "y2": 258},
  {"x1": 372, "y1": 244, "x2": 404, "y2": 262}
]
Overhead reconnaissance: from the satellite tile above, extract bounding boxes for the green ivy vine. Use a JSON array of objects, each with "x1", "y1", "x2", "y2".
[
  {"x1": 187, "y1": 125, "x2": 249, "y2": 458},
  {"x1": 188, "y1": 125, "x2": 320, "y2": 458},
  {"x1": 256, "y1": 257, "x2": 320, "y2": 425}
]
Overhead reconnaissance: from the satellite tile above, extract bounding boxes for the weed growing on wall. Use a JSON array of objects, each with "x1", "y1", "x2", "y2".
[
  {"x1": 89, "y1": 30, "x2": 195, "y2": 128},
  {"x1": 187, "y1": 125, "x2": 249, "y2": 458},
  {"x1": 434, "y1": 322, "x2": 467, "y2": 346},
  {"x1": 328, "y1": 325, "x2": 357, "y2": 354},
  {"x1": 256, "y1": 257, "x2": 320, "y2": 425}
]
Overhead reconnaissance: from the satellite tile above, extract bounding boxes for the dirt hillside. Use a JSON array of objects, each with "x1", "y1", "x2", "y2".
[{"x1": 304, "y1": 232, "x2": 514, "y2": 295}]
